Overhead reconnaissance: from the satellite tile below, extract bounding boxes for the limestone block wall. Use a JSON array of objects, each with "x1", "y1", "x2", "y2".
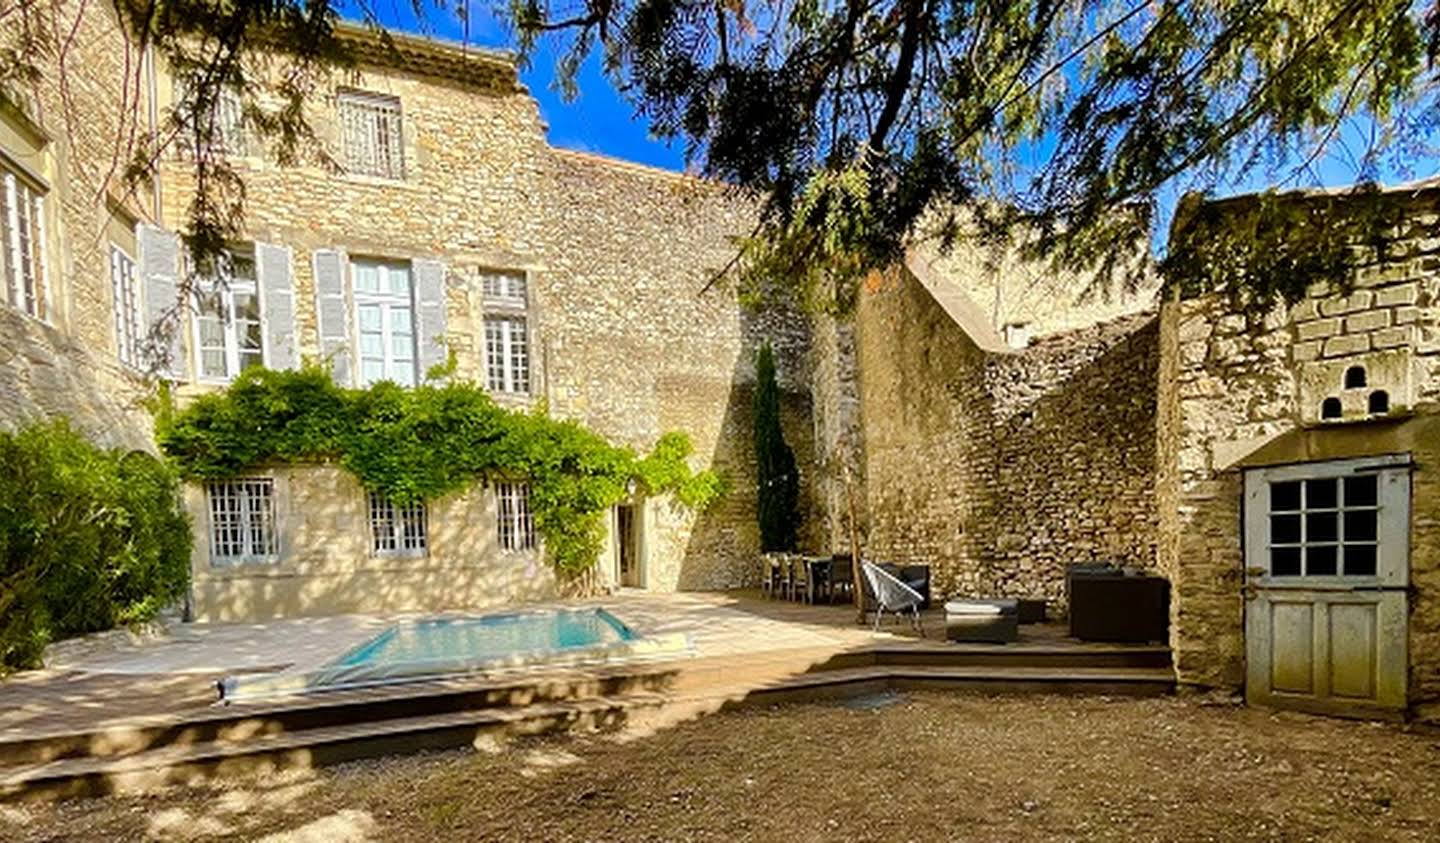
[
  {"x1": 0, "y1": 2, "x2": 159, "y2": 449},
  {"x1": 186, "y1": 464, "x2": 557, "y2": 622},
  {"x1": 1157, "y1": 183, "x2": 1440, "y2": 710},
  {"x1": 853, "y1": 267, "x2": 1160, "y2": 610}
]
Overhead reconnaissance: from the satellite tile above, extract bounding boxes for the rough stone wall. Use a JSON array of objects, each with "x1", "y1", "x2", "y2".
[
  {"x1": 1157, "y1": 183, "x2": 1440, "y2": 713},
  {"x1": 153, "y1": 51, "x2": 818, "y2": 603},
  {"x1": 853, "y1": 266, "x2": 1160, "y2": 610},
  {"x1": 0, "y1": 3, "x2": 156, "y2": 449},
  {"x1": 806, "y1": 313, "x2": 864, "y2": 553}
]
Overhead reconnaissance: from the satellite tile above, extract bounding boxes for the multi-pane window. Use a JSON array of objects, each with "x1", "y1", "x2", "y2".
[
  {"x1": 353, "y1": 259, "x2": 417, "y2": 386},
  {"x1": 177, "y1": 77, "x2": 246, "y2": 157},
  {"x1": 496, "y1": 482, "x2": 536, "y2": 552},
  {"x1": 207, "y1": 478, "x2": 277, "y2": 564},
  {"x1": 338, "y1": 90, "x2": 404, "y2": 179},
  {"x1": 111, "y1": 246, "x2": 142, "y2": 366},
  {"x1": 1267, "y1": 474, "x2": 1380, "y2": 578},
  {"x1": 481, "y1": 269, "x2": 530, "y2": 395},
  {"x1": 2, "y1": 168, "x2": 47, "y2": 319},
  {"x1": 368, "y1": 492, "x2": 428, "y2": 555},
  {"x1": 194, "y1": 249, "x2": 264, "y2": 381}
]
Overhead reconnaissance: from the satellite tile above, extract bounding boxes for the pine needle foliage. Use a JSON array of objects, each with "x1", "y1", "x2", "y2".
[{"x1": 157, "y1": 366, "x2": 726, "y2": 576}]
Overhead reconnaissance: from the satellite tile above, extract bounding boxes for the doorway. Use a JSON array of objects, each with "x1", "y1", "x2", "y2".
[
  {"x1": 616, "y1": 504, "x2": 642, "y2": 588},
  {"x1": 1243, "y1": 455, "x2": 1410, "y2": 718}
]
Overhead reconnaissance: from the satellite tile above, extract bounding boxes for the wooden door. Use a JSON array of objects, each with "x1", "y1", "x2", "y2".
[{"x1": 1243, "y1": 455, "x2": 1410, "y2": 718}]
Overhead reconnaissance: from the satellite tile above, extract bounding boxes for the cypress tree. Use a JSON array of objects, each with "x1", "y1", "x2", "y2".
[{"x1": 754, "y1": 343, "x2": 799, "y2": 552}]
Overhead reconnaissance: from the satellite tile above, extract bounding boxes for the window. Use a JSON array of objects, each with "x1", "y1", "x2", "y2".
[
  {"x1": 1265, "y1": 474, "x2": 1381, "y2": 578},
  {"x1": 1368, "y1": 390, "x2": 1390, "y2": 415},
  {"x1": 1321, "y1": 397, "x2": 1342, "y2": 420},
  {"x1": 207, "y1": 478, "x2": 277, "y2": 564},
  {"x1": 353, "y1": 259, "x2": 417, "y2": 386},
  {"x1": 2, "y1": 168, "x2": 47, "y2": 319},
  {"x1": 338, "y1": 90, "x2": 404, "y2": 179},
  {"x1": 1344, "y1": 366, "x2": 1367, "y2": 389},
  {"x1": 368, "y1": 492, "x2": 427, "y2": 555},
  {"x1": 193, "y1": 249, "x2": 264, "y2": 381},
  {"x1": 177, "y1": 77, "x2": 246, "y2": 157},
  {"x1": 481, "y1": 269, "x2": 530, "y2": 395},
  {"x1": 496, "y1": 482, "x2": 535, "y2": 552},
  {"x1": 111, "y1": 246, "x2": 142, "y2": 366}
]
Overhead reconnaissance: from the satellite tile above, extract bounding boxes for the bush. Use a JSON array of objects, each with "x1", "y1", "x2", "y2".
[
  {"x1": 754, "y1": 343, "x2": 799, "y2": 552},
  {"x1": 0, "y1": 421, "x2": 191, "y2": 671}
]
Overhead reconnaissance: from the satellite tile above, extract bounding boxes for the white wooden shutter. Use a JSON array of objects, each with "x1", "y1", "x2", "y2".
[
  {"x1": 256, "y1": 242, "x2": 296, "y2": 370},
  {"x1": 137, "y1": 224, "x2": 186, "y2": 380},
  {"x1": 312, "y1": 248, "x2": 352, "y2": 385},
  {"x1": 412, "y1": 258, "x2": 447, "y2": 379}
]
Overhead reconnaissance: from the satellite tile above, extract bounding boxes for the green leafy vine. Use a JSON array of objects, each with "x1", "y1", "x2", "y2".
[{"x1": 157, "y1": 366, "x2": 726, "y2": 576}]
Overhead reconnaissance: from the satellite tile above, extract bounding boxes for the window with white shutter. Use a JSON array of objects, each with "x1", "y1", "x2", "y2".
[
  {"x1": 352, "y1": 259, "x2": 417, "y2": 386},
  {"x1": 207, "y1": 478, "x2": 278, "y2": 565},
  {"x1": 338, "y1": 90, "x2": 405, "y2": 179},
  {"x1": 2, "y1": 168, "x2": 48, "y2": 319},
  {"x1": 480, "y1": 269, "x2": 531, "y2": 396},
  {"x1": 111, "y1": 246, "x2": 142, "y2": 366},
  {"x1": 369, "y1": 493, "x2": 428, "y2": 556},
  {"x1": 192, "y1": 247, "x2": 265, "y2": 381}
]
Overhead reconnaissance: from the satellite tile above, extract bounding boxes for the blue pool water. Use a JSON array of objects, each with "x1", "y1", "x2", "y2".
[{"x1": 332, "y1": 609, "x2": 639, "y2": 669}]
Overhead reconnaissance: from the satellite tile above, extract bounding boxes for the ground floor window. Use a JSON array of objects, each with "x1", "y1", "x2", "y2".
[
  {"x1": 369, "y1": 492, "x2": 428, "y2": 555},
  {"x1": 496, "y1": 482, "x2": 535, "y2": 551},
  {"x1": 111, "y1": 246, "x2": 141, "y2": 366},
  {"x1": 206, "y1": 478, "x2": 277, "y2": 564}
]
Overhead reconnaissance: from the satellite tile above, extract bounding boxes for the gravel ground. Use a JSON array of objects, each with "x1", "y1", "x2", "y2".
[{"x1": 5, "y1": 693, "x2": 1440, "y2": 842}]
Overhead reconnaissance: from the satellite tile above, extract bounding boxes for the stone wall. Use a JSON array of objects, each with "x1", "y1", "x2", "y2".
[
  {"x1": 0, "y1": 3, "x2": 157, "y2": 450},
  {"x1": 1157, "y1": 182, "x2": 1440, "y2": 719},
  {"x1": 852, "y1": 265, "x2": 1160, "y2": 611}
]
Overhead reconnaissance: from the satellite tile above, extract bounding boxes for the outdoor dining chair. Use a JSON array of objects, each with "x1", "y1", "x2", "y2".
[{"x1": 861, "y1": 559, "x2": 925, "y2": 633}]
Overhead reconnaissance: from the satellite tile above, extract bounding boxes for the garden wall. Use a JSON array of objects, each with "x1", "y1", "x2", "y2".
[{"x1": 848, "y1": 264, "x2": 1160, "y2": 612}]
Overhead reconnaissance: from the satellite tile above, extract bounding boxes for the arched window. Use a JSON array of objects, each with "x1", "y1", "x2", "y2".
[
  {"x1": 1344, "y1": 366, "x2": 1367, "y2": 389},
  {"x1": 1321, "y1": 397, "x2": 1343, "y2": 420},
  {"x1": 1368, "y1": 390, "x2": 1390, "y2": 415}
]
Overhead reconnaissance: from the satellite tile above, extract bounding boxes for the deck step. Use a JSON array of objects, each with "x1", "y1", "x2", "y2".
[{"x1": 0, "y1": 662, "x2": 1173, "y2": 801}]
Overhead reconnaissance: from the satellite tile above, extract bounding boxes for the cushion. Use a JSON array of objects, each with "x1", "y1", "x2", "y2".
[{"x1": 945, "y1": 599, "x2": 1019, "y2": 616}]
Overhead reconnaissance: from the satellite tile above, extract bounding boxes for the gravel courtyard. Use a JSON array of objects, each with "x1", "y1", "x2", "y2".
[{"x1": 5, "y1": 693, "x2": 1439, "y2": 842}]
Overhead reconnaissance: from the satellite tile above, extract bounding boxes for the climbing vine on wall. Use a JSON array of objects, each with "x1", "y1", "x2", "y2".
[{"x1": 157, "y1": 367, "x2": 726, "y2": 576}]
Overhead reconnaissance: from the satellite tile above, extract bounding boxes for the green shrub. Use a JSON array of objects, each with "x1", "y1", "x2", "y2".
[
  {"x1": 158, "y1": 366, "x2": 725, "y2": 577},
  {"x1": 0, "y1": 421, "x2": 191, "y2": 671}
]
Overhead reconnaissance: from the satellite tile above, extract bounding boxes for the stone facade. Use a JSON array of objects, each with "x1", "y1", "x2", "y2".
[
  {"x1": 1156, "y1": 181, "x2": 1440, "y2": 721},
  {"x1": 0, "y1": 4, "x2": 156, "y2": 450},
  {"x1": 845, "y1": 261, "x2": 1160, "y2": 612}
]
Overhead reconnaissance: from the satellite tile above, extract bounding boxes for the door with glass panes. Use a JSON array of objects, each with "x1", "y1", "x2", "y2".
[{"x1": 1243, "y1": 455, "x2": 1410, "y2": 717}]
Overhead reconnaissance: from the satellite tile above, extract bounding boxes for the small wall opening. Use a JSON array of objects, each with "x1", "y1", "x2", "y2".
[
  {"x1": 1368, "y1": 390, "x2": 1390, "y2": 415},
  {"x1": 1321, "y1": 397, "x2": 1343, "y2": 420},
  {"x1": 1344, "y1": 365, "x2": 1367, "y2": 389}
]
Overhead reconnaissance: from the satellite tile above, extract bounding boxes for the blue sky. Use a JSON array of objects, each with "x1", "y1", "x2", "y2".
[{"x1": 363, "y1": 4, "x2": 688, "y2": 172}]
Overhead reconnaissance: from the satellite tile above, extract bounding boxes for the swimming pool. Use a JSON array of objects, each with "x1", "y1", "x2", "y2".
[{"x1": 218, "y1": 608, "x2": 691, "y2": 701}]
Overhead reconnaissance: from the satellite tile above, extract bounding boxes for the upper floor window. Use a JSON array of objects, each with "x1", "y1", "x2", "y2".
[
  {"x1": 353, "y1": 259, "x2": 417, "y2": 386},
  {"x1": 338, "y1": 90, "x2": 404, "y2": 179},
  {"x1": 496, "y1": 482, "x2": 536, "y2": 552},
  {"x1": 194, "y1": 248, "x2": 264, "y2": 381},
  {"x1": 369, "y1": 492, "x2": 428, "y2": 556},
  {"x1": 177, "y1": 77, "x2": 246, "y2": 158},
  {"x1": 111, "y1": 246, "x2": 142, "y2": 367},
  {"x1": 2, "y1": 168, "x2": 48, "y2": 319},
  {"x1": 481, "y1": 269, "x2": 530, "y2": 395},
  {"x1": 207, "y1": 477, "x2": 277, "y2": 565}
]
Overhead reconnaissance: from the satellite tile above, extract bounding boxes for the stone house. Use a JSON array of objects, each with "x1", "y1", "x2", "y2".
[{"x1": 4, "y1": 4, "x2": 1438, "y2": 722}]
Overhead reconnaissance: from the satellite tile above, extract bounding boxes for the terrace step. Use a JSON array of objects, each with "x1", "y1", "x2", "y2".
[
  {"x1": 827, "y1": 644, "x2": 1173, "y2": 671},
  {"x1": 0, "y1": 661, "x2": 1174, "y2": 802}
]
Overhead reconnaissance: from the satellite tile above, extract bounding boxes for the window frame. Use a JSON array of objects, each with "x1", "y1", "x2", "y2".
[
  {"x1": 1243, "y1": 454, "x2": 1411, "y2": 589},
  {"x1": 351, "y1": 258, "x2": 419, "y2": 387},
  {"x1": 368, "y1": 492, "x2": 428, "y2": 557},
  {"x1": 495, "y1": 481, "x2": 536, "y2": 552},
  {"x1": 206, "y1": 477, "x2": 278, "y2": 566},
  {"x1": 337, "y1": 89, "x2": 405, "y2": 180},
  {"x1": 191, "y1": 247, "x2": 267, "y2": 383},
  {"x1": 176, "y1": 76, "x2": 247, "y2": 159},
  {"x1": 110, "y1": 244, "x2": 143, "y2": 368},
  {"x1": 480, "y1": 269, "x2": 531, "y2": 397},
  {"x1": 2, "y1": 167, "x2": 49, "y2": 320}
]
